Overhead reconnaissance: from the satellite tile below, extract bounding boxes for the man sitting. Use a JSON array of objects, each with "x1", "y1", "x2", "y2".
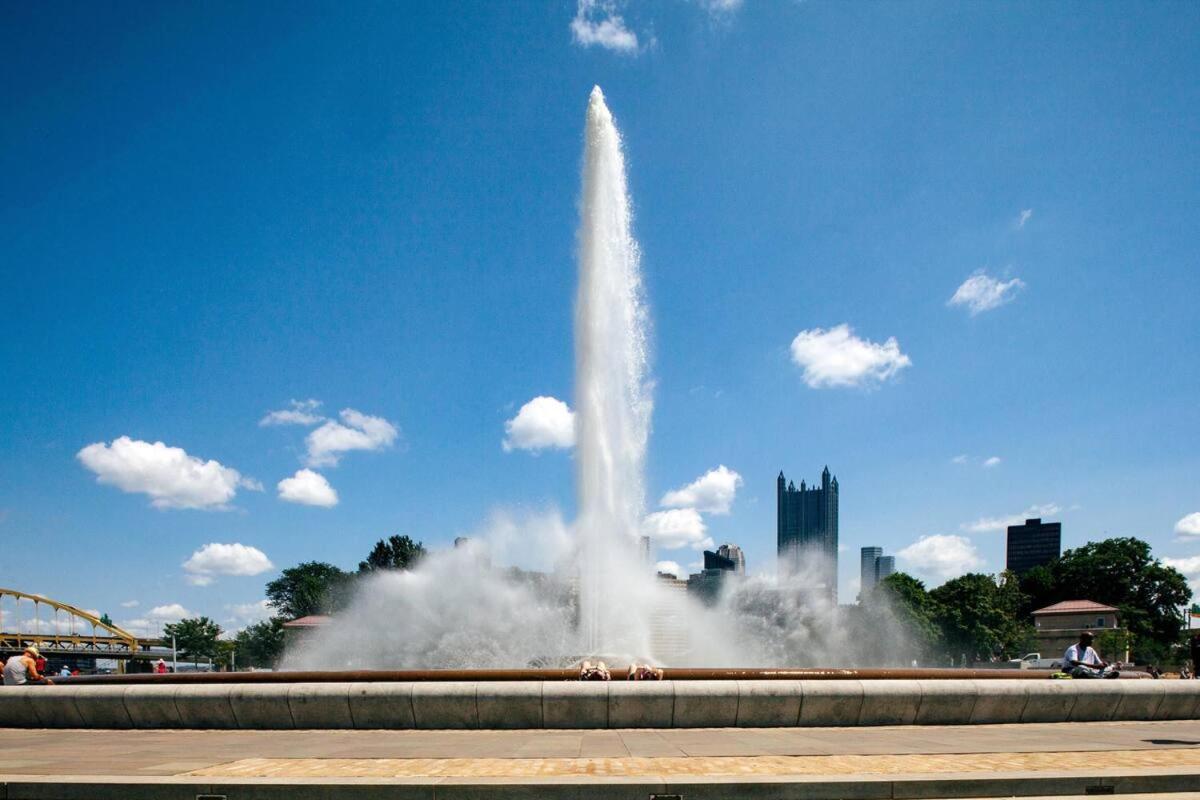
[{"x1": 1063, "y1": 632, "x2": 1118, "y2": 679}]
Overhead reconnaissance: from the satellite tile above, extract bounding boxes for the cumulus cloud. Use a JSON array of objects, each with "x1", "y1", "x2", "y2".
[
  {"x1": 183, "y1": 543, "x2": 274, "y2": 587},
  {"x1": 948, "y1": 270, "x2": 1026, "y2": 315},
  {"x1": 77, "y1": 436, "x2": 258, "y2": 510},
  {"x1": 789, "y1": 324, "x2": 911, "y2": 389},
  {"x1": 1017, "y1": 209, "x2": 1033, "y2": 228},
  {"x1": 120, "y1": 600, "x2": 139, "y2": 608},
  {"x1": 306, "y1": 408, "x2": 399, "y2": 467},
  {"x1": 982, "y1": 456, "x2": 1002, "y2": 468},
  {"x1": 260, "y1": 399, "x2": 324, "y2": 427},
  {"x1": 571, "y1": 0, "x2": 639, "y2": 53},
  {"x1": 660, "y1": 465, "x2": 742, "y2": 515},
  {"x1": 961, "y1": 503, "x2": 1062, "y2": 534},
  {"x1": 642, "y1": 508, "x2": 709, "y2": 550},
  {"x1": 655, "y1": 560, "x2": 683, "y2": 578},
  {"x1": 1163, "y1": 555, "x2": 1200, "y2": 597},
  {"x1": 277, "y1": 469, "x2": 339, "y2": 508},
  {"x1": 503, "y1": 396, "x2": 576, "y2": 453},
  {"x1": 898, "y1": 534, "x2": 984, "y2": 582},
  {"x1": 1175, "y1": 513, "x2": 1200, "y2": 538}
]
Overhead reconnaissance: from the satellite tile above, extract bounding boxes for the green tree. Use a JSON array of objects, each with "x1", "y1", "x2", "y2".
[
  {"x1": 162, "y1": 617, "x2": 222, "y2": 666},
  {"x1": 1021, "y1": 538, "x2": 1191, "y2": 663},
  {"x1": 929, "y1": 572, "x2": 1031, "y2": 662},
  {"x1": 233, "y1": 618, "x2": 287, "y2": 668},
  {"x1": 358, "y1": 535, "x2": 426, "y2": 573},
  {"x1": 872, "y1": 572, "x2": 942, "y2": 659},
  {"x1": 265, "y1": 561, "x2": 350, "y2": 619}
]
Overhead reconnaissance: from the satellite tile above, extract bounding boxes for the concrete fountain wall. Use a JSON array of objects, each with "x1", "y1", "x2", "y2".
[{"x1": 2, "y1": 679, "x2": 1199, "y2": 730}]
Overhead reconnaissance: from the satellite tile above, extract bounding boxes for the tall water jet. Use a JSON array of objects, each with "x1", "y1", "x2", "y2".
[{"x1": 574, "y1": 86, "x2": 653, "y2": 655}]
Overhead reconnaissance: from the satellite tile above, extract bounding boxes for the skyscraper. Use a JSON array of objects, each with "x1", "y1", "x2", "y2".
[
  {"x1": 858, "y1": 547, "x2": 896, "y2": 599},
  {"x1": 777, "y1": 467, "x2": 839, "y2": 602},
  {"x1": 716, "y1": 543, "x2": 746, "y2": 575},
  {"x1": 1006, "y1": 518, "x2": 1061, "y2": 574},
  {"x1": 876, "y1": 555, "x2": 895, "y2": 581},
  {"x1": 860, "y1": 546, "x2": 882, "y2": 596}
]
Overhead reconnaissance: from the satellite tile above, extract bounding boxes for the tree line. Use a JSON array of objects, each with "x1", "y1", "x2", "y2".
[
  {"x1": 162, "y1": 535, "x2": 426, "y2": 669},
  {"x1": 866, "y1": 537, "x2": 1191, "y2": 665}
]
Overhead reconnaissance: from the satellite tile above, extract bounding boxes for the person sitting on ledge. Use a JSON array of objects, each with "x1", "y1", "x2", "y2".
[
  {"x1": 3, "y1": 645, "x2": 52, "y2": 686},
  {"x1": 1063, "y1": 632, "x2": 1118, "y2": 679}
]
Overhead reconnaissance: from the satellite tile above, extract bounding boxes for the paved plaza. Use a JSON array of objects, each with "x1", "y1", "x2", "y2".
[{"x1": 2, "y1": 720, "x2": 1200, "y2": 797}]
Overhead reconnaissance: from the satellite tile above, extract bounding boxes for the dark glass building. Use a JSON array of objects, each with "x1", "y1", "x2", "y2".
[
  {"x1": 1006, "y1": 518, "x2": 1061, "y2": 574},
  {"x1": 777, "y1": 466, "x2": 839, "y2": 602}
]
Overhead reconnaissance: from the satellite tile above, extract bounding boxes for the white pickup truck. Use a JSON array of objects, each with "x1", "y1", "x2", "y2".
[{"x1": 1009, "y1": 652, "x2": 1062, "y2": 670}]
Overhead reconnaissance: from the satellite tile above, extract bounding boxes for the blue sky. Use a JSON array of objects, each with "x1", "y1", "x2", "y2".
[{"x1": 2, "y1": 1, "x2": 1198, "y2": 633}]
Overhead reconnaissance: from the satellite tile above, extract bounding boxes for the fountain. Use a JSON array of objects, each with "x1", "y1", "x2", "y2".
[{"x1": 4, "y1": 88, "x2": 1197, "y2": 732}]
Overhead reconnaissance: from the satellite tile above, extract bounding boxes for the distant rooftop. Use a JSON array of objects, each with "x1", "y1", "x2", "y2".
[
  {"x1": 283, "y1": 615, "x2": 332, "y2": 628},
  {"x1": 1032, "y1": 600, "x2": 1118, "y2": 615}
]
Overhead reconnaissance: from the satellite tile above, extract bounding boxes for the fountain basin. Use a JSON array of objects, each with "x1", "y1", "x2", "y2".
[{"x1": 3, "y1": 678, "x2": 1196, "y2": 730}]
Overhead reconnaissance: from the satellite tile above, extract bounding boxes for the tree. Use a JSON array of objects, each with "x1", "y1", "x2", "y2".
[
  {"x1": 234, "y1": 618, "x2": 287, "y2": 669},
  {"x1": 266, "y1": 561, "x2": 350, "y2": 619},
  {"x1": 1060, "y1": 538, "x2": 1190, "y2": 662},
  {"x1": 1021, "y1": 538, "x2": 1191, "y2": 663},
  {"x1": 358, "y1": 535, "x2": 426, "y2": 573},
  {"x1": 162, "y1": 617, "x2": 222, "y2": 666},
  {"x1": 929, "y1": 572, "x2": 1031, "y2": 662},
  {"x1": 871, "y1": 572, "x2": 942, "y2": 660}
]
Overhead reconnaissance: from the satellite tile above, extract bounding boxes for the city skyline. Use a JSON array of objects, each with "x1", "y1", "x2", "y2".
[{"x1": 2, "y1": 3, "x2": 1199, "y2": 634}]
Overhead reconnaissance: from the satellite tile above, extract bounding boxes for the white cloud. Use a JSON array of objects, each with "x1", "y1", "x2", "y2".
[
  {"x1": 898, "y1": 534, "x2": 984, "y2": 583},
  {"x1": 503, "y1": 396, "x2": 576, "y2": 453},
  {"x1": 948, "y1": 270, "x2": 1026, "y2": 315},
  {"x1": 642, "y1": 508, "x2": 708, "y2": 550},
  {"x1": 77, "y1": 436, "x2": 257, "y2": 510},
  {"x1": 119, "y1": 600, "x2": 139, "y2": 608},
  {"x1": 306, "y1": 408, "x2": 399, "y2": 467},
  {"x1": 571, "y1": 0, "x2": 639, "y2": 53},
  {"x1": 1163, "y1": 555, "x2": 1200, "y2": 597},
  {"x1": 700, "y1": 0, "x2": 744, "y2": 13},
  {"x1": 660, "y1": 465, "x2": 742, "y2": 515},
  {"x1": 260, "y1": 399, "x2": 324, "y2": 427},
  {"x1": 277, "y1": 469, "x2": 339, "y2": 508},
  {"x1": 961, "y1": 503, "x2": 1062, "y2": 534},
  {"x1": 789, "y1": 324, "x2": 911, "y2": 389},
  {"x1": 1017, "y1": 209, "x2": 1033, "y2": 228},
  {"x1": 951, "y1": 454, "x2": 969, "y2": 465},
  {"x1": 183, "y1": 543, "x2": 274, "y2": 587},
  {"x1": 655, "y1": 560, "x2": 682, "y2": 578},
  {"x1": 1175, "y1": 513, "x2": 1200, "y2": 538},
  {"x1": 982, "y1": 456, "x2": 1002, "y2": 468}
]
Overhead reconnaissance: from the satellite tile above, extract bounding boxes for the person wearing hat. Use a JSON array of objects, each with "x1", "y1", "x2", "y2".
[
  {"x1": 1063, "y1": 632, "x2": 1112, "y2": 679},
  {"x1": 3, "y1": 645, "x2": 52, "y2": 686}
]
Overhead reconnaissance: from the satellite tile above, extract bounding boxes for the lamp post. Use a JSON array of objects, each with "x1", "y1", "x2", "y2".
[{"x1": 171, "y1": 635, "x2": 177, "y2": 673}]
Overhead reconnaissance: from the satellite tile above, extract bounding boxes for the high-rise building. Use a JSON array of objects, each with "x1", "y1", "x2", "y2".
[
  {"x1": 777, "y1": 467, "x2": 839, "y2": 603},
  {"x1": 859, "y1": 546, "x2": 882, "y2": 595},
  {"x1": 876, "y1": 555, "x2": 895, "y2": 581},
  {"x1": 687, "y1": 549, "x2": 738, "y2": 604},
  {"x1": 1006, "y1": 518, "x2": 1061, "y2": 574},
  {"x1": 858, "y1": 547, "x2": 896, "y2": 600},
  {"x1": 716, "y1": 543, "x2": 746, "y2": 575}
]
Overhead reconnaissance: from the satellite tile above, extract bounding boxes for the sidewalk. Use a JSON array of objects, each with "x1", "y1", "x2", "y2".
[{"x1": 1, "y1": 720, "x2": 1199, "y2": 798}]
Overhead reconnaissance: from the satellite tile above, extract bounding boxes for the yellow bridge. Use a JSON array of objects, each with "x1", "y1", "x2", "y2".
[{"x1": 0, "y1": 587, "x2": 163, "y2": 661}]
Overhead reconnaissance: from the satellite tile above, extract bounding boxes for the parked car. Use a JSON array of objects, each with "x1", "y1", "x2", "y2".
[{"x1": 1009, "y1": 652, "x2": 1062, "y2": 670}]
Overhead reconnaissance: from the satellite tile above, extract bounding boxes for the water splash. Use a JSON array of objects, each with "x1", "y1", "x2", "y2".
[{"x1": 574, "y1": 86, "x2": 654, "y2": 656}]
